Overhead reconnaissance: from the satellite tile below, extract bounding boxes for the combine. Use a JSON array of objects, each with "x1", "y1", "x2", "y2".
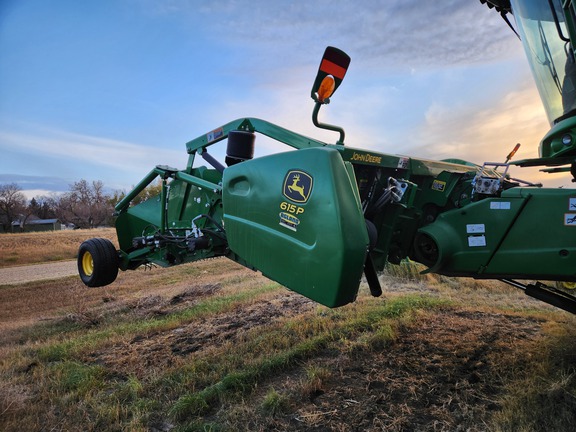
[{"x1": 79, "y1": 0, "x2": 576, "y2": 314}]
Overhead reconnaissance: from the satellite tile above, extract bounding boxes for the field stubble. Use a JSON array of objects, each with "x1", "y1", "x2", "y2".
[
  {"x1": 1, "y1": 230, "x2": 576, "y2": 431},
  {"x1": 0, "y1": 228, "x2": 118, "y2": 268}
]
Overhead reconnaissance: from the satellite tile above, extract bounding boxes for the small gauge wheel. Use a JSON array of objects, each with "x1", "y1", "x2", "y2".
[
  {"x1": 78, "y1": 238, "x2": 119, "y2": 287},
  {"x1": 556, "y1": 281, "x2": 576, "y2": 291}
]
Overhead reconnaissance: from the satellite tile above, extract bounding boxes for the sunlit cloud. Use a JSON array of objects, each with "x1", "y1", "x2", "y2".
[
  {"x1": 409, "y1": 81, "x2": 573, "y2": 187},
  {"x1": 414, "y1": 82, "x2": 547, "y2": 160}
]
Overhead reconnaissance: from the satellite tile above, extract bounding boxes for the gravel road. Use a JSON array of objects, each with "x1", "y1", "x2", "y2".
[{"x1": 0, "y1": 260, "x2": 78, "y2": 285}]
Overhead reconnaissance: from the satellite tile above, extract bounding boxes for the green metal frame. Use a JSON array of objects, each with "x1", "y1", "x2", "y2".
[{"x1": 85, "y1": 8, "x2": 576, "y2": 313}]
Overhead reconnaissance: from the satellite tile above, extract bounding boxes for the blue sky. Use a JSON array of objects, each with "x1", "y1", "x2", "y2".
[{"x1": 0, "y1": 0, "x2": 572, "y2": 199}]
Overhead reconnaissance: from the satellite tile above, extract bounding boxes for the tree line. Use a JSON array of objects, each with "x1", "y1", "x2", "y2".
[{"x1": 0, "y1": 179, "x2": 162, "y2": 233}]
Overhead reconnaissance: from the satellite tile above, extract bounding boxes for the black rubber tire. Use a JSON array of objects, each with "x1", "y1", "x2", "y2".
[
  {"x1": 365, "y1": 219, "x2": 378, "y2": 251},
  {"x1": 78, "y1": 238, "x2": 119, "y2": 287}
]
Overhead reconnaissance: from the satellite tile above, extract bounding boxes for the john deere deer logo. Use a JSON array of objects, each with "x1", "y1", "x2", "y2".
[{"x1": 283, "y1": 170, "x2": 313, "y2": 203}]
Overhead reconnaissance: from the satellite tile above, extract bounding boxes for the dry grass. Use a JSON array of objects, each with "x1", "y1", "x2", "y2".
[
  {"x1": 0, "y1": 228, "x2": 117, "y2": 268},
  {"x1": 1, "y1": 231, "x2": 576, "y2": 431},
  {"x1": 0, "y1": 257, "x2": 254, "y2": 344},
  {"x1": 491, "y1": 319, "x2": 576, "y2": 431}
]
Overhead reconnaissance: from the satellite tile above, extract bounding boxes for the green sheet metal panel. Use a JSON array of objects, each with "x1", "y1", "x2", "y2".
[
  {"x1": 222, "y1": 147, "x2": 368, "y2": 307},
  {"x1": 417, "y1": 188, "x2": 576, "y2": 281},
  {"x1": 484, "y1": 188, "x2": 576, "y2": 280},
  {"x1": 416, "y1": 197, "x2": 524, "y2": 274},
  {"x1": 115, "y1": 196, "x2": 162, "y2": 252}
]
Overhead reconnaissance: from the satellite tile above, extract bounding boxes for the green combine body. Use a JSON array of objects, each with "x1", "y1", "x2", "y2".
[{"x1": 79, "y1": 0, "x2": 576, "y2": 314}]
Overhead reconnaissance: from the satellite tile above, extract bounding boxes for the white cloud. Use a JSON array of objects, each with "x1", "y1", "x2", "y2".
[
  {"x1": 144, "y1": 0, "x2": 521, "y2": 70},
  {"x1": 4, "y1": 0, "x2": 566, "y2": 196},
  {"x1": 0, "y1": 128, "x2": 184, "y2": 175},
  {"x1": 19, "y1": 189, "x2": 62, "y2": 200}
]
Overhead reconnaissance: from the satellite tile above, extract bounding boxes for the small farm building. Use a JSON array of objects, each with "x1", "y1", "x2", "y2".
[{"x1": 11, "y1": 218, "x2": 62, "y2": 232}]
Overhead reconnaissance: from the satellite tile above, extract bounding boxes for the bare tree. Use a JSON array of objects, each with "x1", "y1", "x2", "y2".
[
  {"x1": 132, "y1": 179, "x2": 163, "y2": 205},
  {"x1": 0, "y1": 183, "x2": 27, "y2": 232},
  {"x1": 109, "y1": 179, "x2": 163, "y2": 208},
  {"x1": 54, "y1": 180, "x2": 114, "y2": 228},
  {"x1": 28, "y1": 196, "x2": 56, "y2": 220}
]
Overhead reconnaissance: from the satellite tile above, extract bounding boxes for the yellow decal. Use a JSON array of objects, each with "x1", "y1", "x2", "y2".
[
  {"x1": 351, "y1": 152, "x2": 382, "y2": 164},
  {"x1": 280, "y1": 201, "x2": 305, "y2": 215},
  {"x1": 283, "y1": 171, "x2": 313, "y2": 203},
  {"x1": 431, "y1": 180, "x2": 446, "y2": 192}
]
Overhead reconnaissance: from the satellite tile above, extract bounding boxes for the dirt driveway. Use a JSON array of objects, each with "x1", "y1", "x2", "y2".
[{"x1": 0, "y1": 260, "x2": 77, "y2": 285}]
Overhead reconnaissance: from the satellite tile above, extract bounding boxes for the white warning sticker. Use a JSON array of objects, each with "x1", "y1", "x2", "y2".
[
  {"x1": 466, "y1": 224, "x2": 485, "y2": 234},
  {"x1": 397, "y1": 157, "x2": 409, "y2": 169},
  {"x1": 490, "y1": 202, "x2": 511, "y2": 210},
  {"x1": 468, "y1": 235, "x2": 486, "y2": 247},
  {"x1": 206, "y1": 127, "x2": 224, "y2": 143},
  {"x1": 565, "y1": 214, "x2": 576, "y2": 226}
]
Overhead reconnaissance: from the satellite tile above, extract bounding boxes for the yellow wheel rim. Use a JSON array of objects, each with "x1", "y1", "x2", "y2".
[
  {"x1": 81, "y1": 251, "x2": 94, "y2": 277},
  {"x1": 558, "y1": 281, "x2": 576, "y2": 290}
]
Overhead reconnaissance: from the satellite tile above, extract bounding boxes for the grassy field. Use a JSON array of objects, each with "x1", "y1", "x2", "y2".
[
  {"x1": 0, "y1": 228, "x2": 117, "y2": 268},
  {"x1": 1, "y1": 230, "x2": 576, "y2": 431}
]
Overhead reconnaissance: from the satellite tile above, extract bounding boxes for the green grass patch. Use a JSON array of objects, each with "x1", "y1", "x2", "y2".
[
  {"x1": 51, "y1": 361, "x2": 107, "y2": 395},
  {"x1": 1, "y1": 287, "x2": 452, "y2": 431},
  {"x1": 383, "y1": 259, "x2": 427, "y2": 281},
  {"x1": 170, "y1": 333, "x2": 330, "y2": 418},
  {"x1": 33, "y1": 283, "x2": 280, "y2": 362},
  {"x1": 168, "y1": 295, "x2": 445, "y2": 421},
  {"x1": 260, "y1": 388, "x2": 290, "y2": 416}
]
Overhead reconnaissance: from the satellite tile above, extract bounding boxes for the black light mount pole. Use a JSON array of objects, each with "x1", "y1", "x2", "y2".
[{"x1": 312, "y1": 101, "x2": 345, "y2": 145}]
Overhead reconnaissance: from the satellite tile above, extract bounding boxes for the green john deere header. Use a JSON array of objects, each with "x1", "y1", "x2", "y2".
[{"x1": 79, "y1": 2, "x2": 576, "y2": 314}]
